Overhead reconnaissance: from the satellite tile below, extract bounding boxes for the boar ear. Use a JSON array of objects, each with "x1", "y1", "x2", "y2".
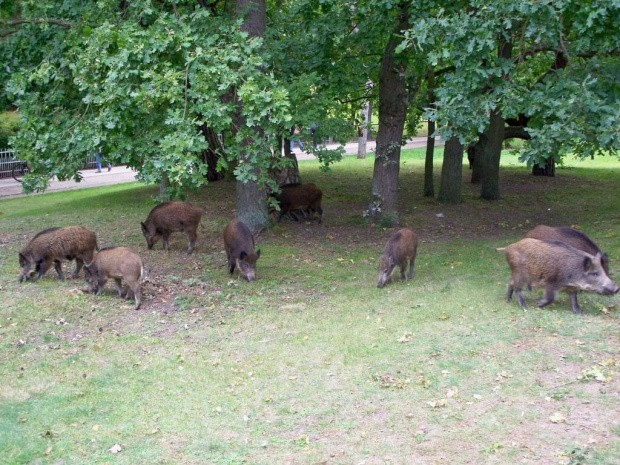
[
  {"x1": 256, "y1": 249, "x2": 261, "y2": 258},
  {"x1": 240, "y1": 251, "x2": 247, "y2": 260},
  {"x1": 583, "y1": 256, "x2": 594, "y2": 272},
  {"x1": 140, "y1": 222, "x2": 147, "y2": 234}
]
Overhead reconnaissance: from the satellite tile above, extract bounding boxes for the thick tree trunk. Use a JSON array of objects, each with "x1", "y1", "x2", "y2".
[
  {"x1": 437, "y1": 136, "x2": 463, "y2": 204},
  {"x1": 423, "y1": 119, "x2": 435, "y2": 197},
  {"x1": 234, "y1": 0, "x2": 269, "y2": 233},
  {"x1": 532, "y1": 157, "x2": 555, "y2": 176},
  {"x1": 368, "y1": 2, "x2": 410, "y2": 224},
  {"x1": 480, "y1": 110, "x2": 505, "y2": 200}
]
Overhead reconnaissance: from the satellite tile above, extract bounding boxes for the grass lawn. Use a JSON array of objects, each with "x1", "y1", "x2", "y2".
[{"x1": 1, "y1": 149, "x2": 619, "y2": 464}]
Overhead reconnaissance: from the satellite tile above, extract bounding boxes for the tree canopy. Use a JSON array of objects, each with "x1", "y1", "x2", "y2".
[{"x1": 1, "y1": 0, "x2": 618, "y2": 214}]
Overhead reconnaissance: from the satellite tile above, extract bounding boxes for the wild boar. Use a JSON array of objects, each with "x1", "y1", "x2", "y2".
[
  {"x1": 18, "y1": 226, "x2": 98, "y2": 282},
  {"x1": 141, "y1": 201, "x2": 204, "y2": 254},
  {"x1": 497, "y1": 238, "x2": 619, "y2": 314},
  {"x1": 525, "y1": 225, "x2": 609, "y2": 275},
  {"x1": 271, "y1": 183, "x2": 323, "y2": 223},
  {"x1": 84, "y1": 247, "x2": 144, "y2": 310},
  {"x1": 377, "y1": 228, "x2": 418, "y2": 288},
  {"x1": 224, "y1": 219, "x2": 261, "y2": 282}
]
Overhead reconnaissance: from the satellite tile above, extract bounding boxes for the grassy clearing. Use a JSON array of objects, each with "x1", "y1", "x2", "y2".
[{"x1": 1, "y1": 149, "x2": 619, "y2": 464}]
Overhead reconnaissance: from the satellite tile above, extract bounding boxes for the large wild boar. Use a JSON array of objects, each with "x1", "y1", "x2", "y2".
[
  {"x1": 18, "y1": 226, "x2": 98, "y2": 282},
  {"x1": 141, "y1": 201, "x2": 203, "y2": 254},
  {"x1": 525, "y1": 225, "x2": 609, "y2": 275},
  {"x1": 271, "y1": 183, "x2": 323, "y2": 223},
  {"x1": 84, "y1": 247, "x2": 144, "y2": 310},
  {"x1": 377, "y1": 228, "x2": 418, "y2": 288},
  {"x1": 497, "y1": 238, "x2": 619, "y2": 314},
  {"x1": 224, "y1": 219, "x2": 261, "y2": 282}
]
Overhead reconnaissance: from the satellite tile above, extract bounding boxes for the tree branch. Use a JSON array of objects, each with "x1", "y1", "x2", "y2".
[
  {"x1": 504, "y1": 126, "x2": 531, "y2": 140},
  {"x1": 6, "y1": 17, "x2": 73, "y2": 29}
]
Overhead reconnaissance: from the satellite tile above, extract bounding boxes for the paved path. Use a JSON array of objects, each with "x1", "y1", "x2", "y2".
[{"x1": 0, "y1": 137, "x2": 440, "y2": 199}]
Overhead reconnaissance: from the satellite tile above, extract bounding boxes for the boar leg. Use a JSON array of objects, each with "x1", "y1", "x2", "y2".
[
  {"x1": 568, "y1": 292, "x2": 582, "y2": 314},
  {"x1": 506, "y1": 284, "x2": 514, "y2": 302},
  {"x1": 162, "y1": 232, "x2": 170, "y2": 251},
  {"x1": 127, "y1": 282, "x2": 141, "y2": 309},
  {"x1": 316, "y1": 206, "x2": 323, "y2": 224},
  {"x1": 113, "y1": 278, "x2": 124, "y2": 298},
  {"x1": 96, "y1": 276, "x2": 107, "y2": 295},
  {"x1": 537, "y1": 287, "x2": 556, "y2": 308},
  {"x1": 408, "y1": 256, "x2": 416, "y2": 279},
  {"x1": 515, "y1": 288, "x2": 527, "y2": 308},
  {"x1": 228, "y1": 255, "x2": 236, "y2": 274},
  {"x1": 73, "y1": 258, "x2": 84, "y2": 279},
  {"x1": 400, "y1": 264, "x2": 407, "y2": 281},
  {"x1": 185, "y1": 229, "x2": 196, "y2": 254},
  {"x1": 49, "y1": 260, "x2": 64, "y2": 280}
]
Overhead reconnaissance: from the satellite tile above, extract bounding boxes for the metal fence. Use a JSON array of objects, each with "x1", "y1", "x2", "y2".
[
  {"x1": 0, "y1": 149, "x2": 99, "y2": 178},
  {"x1": 0, "y1": 149, "x2": 27, "y2": 178}
]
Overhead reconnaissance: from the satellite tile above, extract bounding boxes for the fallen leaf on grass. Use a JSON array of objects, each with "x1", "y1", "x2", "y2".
[
  {"x1": 549, "y1": 412, "x2": 566, "y2": 424},
  {"x1": 578, "y1": 365, "x2": 613, "y2": 382},
  {"x1": 426, "y1": 399, "x2": 447, "y2": 408},
  {"x1": 398, "y1": 332, "x2": 413, "y2": 343}
]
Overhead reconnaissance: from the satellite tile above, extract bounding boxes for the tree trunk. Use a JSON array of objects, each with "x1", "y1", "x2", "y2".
[
  {"x1": 234, "y1": 0, "x2": 269, "y2": 233},
  {"x1": 423, "y1": 68, "x2": 435, "y2": 197},
  {"x1": 532, "y1": 157, "x2": 555, "y2": 176},
  {"x1": 368, "y1": 2, "x2": 410, "y2": 224},
  {"x1": 271, "y1": 135, "x2": 300, "y2": 186},
  {"x1": 357, "y1": 102, "x2": 371, "y2": 159},
  {"x1": 159, "y1": 172, "x2": 170, "y2": 200},
  {"x1": 470, "y1": 137, "x2": 485, "y2": 184},
  {"x1": 423, "y1": 119, "x2": 435, "y2": 197},
  {"x1": 437, "y1": 136, "x2": 463, "y2": 204},
  {"x1": 480, "y1": 110, "x2": 505, "y2": 200},
  {"x1": 199, "y1": 124, "x2": 225, "y2": 181}
]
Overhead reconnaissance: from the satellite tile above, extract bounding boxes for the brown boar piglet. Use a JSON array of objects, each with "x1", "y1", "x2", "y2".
[
  {"x1": 377, "y1": 228, "x2": 418, "y2": 288},
  {"x1": 224, "y1": 219, "x2": 261, "y2": 282},
  {"x1": 84, "y1": 247, "x2": 144, "y2": 310},
  {"x1": 18, "y1": 226, "x2": 98, "y2": 282},
  {"x1": 141, "y1": 201, "x2": 203, "y2": 254}
]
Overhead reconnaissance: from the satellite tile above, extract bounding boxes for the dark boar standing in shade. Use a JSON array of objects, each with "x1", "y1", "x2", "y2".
[
  {"x1": 141, "y1": 201, "x2": 203, "y2": 254},
  {"x1": 224, "y1": 219, "x2": 261, "y2": 282},
  {"x1": 377, "y1": 228, "x2": 418, "y2": 288},
  {"x1": 497, "y1": 238, "x2": 619, "y2": 314},
  {"x1": 271, "y1": 183, "x2": 323, "y2": 223},
  {"x1": 18, "y1": 226, "x2": 98, "y2": 282},
  {"x1": 84, "y1": 247, "x2": 144, "y2": 310},
  {"x1": 525, "y1": 225, "x2": 610, "y2": 275}
]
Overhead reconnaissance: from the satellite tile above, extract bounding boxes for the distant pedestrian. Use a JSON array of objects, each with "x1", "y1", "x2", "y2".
[
  {"x1": 290, "y1": 127, "x2": 304, "y2": 152},
  {"x1": 95, "y1": 147, "x2": 111, "y2": 173},
  {"x1": 310, "y1": 123, "x2": 318, "y2": 150}
]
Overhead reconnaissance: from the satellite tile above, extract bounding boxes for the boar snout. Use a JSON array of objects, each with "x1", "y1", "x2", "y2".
[{"x1": 603, "y1": 282, "x2": 620, "y2": 295}]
